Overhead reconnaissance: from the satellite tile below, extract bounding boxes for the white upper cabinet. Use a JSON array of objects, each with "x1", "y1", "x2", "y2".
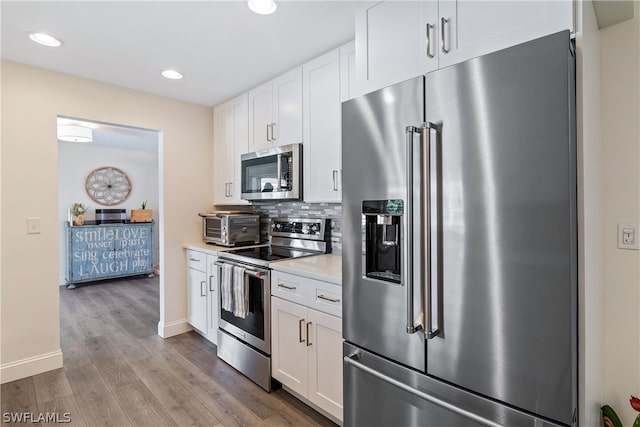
[
  {"x1": 248, "y1": 81, "x2": 273, "y2": 151},
  {"x1": 339, "y1": 41, "x2": 357, "y2": 102},
  {"x1": 249, "y1": 67, "x2": 303, "y2": 152},
  {"x1": 438, "y1": 1, "x2": 574, "y2": 68},
  {"x1": 355, "y1": 1, "x2": 438, "y2": 96},
  {"x1": 355, "y1": 0, "x2": 574, "y2": 95},
  {"x1": 272, "y1": 67, "x2": 303, "y2": 146},
  {"x1": 303, "y1": 48, "x2": 342, "y2": 203},
  {"x1": 213, "y1": 94, "x2": 249, "y2": 205}
]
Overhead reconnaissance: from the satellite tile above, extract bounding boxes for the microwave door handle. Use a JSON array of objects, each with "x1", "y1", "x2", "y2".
[{"x1": 276, "y1": 153, "x2": 282, "y2": 191}]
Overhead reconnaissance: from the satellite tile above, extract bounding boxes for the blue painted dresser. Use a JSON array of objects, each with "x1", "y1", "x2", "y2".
[{"x1": 65, "y1": 221, "x2": 154, "y2": 288}]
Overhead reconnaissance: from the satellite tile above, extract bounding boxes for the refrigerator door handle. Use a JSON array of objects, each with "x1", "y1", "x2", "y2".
[
  {"x1": 405, "y1": 126, "x2": 423, "y2": 334},
  {"x1": 423, "y1": 125, "x2": 440, "y2": 340},
  {"x1": 344, "y1": 353, "x2": 501, "y2": 427}
]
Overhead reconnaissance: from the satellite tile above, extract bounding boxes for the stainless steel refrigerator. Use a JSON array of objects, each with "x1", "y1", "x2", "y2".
[{"x1": 342, "y1": 31, "x2": 577, "y2": 426}]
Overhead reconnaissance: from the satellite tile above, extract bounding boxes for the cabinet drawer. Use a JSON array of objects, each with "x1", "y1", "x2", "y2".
[
  {"x1": 310, "y1": 283, "x2": 342, "y2": 318},
  {"x1": 271, "y1": 271, "x2": 307, "y2": 306},
  {"x1": 271, "y1": 270, "x2": 342, "y2": 318},
  {"x1": 186, "y1": 250, "x2": 207, "y2": 272}
]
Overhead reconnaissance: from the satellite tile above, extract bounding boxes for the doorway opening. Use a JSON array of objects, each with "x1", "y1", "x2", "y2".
[{"x1": 56, "y1": 115, "x2": 162, "y2": 327}]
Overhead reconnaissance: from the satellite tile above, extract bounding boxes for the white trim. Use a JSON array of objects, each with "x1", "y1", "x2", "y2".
[
  {"x1": 157, "y1": 319, "x2": 192, "y2": 338},
  {"x1": 0, "y1": 350, "x2": 63, "y2": 384},
  {"x1": 59, "y1": 276, "x2": 67, "y2": 286}
]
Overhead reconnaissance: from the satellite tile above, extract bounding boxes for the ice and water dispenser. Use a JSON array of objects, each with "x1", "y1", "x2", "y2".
[{"x1": 362, "y1": 200, "x2": 403, "y2": 284}]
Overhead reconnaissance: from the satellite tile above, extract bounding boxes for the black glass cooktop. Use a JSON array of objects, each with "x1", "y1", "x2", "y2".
[{"x1": 221, "y1": 245, "x2": 319, "y2": 267}]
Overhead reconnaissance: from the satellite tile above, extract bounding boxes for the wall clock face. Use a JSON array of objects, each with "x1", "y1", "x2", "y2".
[{"x1": 85, "y1": 166, "x2": 131, "y2": 206}]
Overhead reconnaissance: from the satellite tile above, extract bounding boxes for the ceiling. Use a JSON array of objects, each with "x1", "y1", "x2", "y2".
[
  {"x1": 1, "y1": 1, "x2": 361, "y2": 107},
  {"x1": 57, "y1": 117, "x2": 160, "y2": 153}
]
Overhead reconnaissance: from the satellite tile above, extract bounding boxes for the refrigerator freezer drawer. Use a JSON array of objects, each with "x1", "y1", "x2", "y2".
[{"x1": 343, "y1": 342, "x2": 564, "y2": 427}]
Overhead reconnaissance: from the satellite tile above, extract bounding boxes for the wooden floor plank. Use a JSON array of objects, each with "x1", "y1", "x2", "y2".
[
  {"x1": 128, "y1": 356, "x2": 221, "y2": 427},
  {"x1": 83, "y1": 336, "x2": 138, "y2": 390},
  {"x1": 31, "y1": 368, "x2": 73, "y2": 405},
  {"x1": 65, "y1": 364, "x2": 132, "y2": 427},
  {"x1": 113, "y1": 380, "x2": 178, "y2": 427},
  {"x1": 1, "y1": 377, "x2": 41, "y2": 426},
  {"x1": 38, "y1": 394, "x2": 87, "y2": 427},
  {"x1": 140, "y1": 336, "x2": 268, "y2": 427}
]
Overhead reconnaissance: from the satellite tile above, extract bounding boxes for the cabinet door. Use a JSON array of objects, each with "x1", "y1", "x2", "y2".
[
  {"x1": 271, "y1": 296, "x2": 309, "y2": 397},
  {"x1": 272, "y1": 67, "x2": 303, "y2": 146},
  {"x1": 438, "y1": 0, "x2": 574, "y2": 68},
  {"x1": 206, "y1": 255, "x2": 219, "y2": 344},
  {"x1": 229, "y1": 93, "x2": 249, "y2": 204},
  {"x1": 355, "y1": 1, "x2": 438, "y2": 96},
  {"x1": 248, "y1": 81, "x2": 273, "y2": 152},
  {"x1": 307, "y1": 308, "x2": 343, "y2": 421},
  {"x1": 340, "y1": 41, "x2": 357, "y2": 102},
  {"x1": 213, "y1": 102, "x2": 233, "y2": 204},
  {"x1": 187, "y1": 267, "x2": 207, "y2": 333},
  {"x1": 303, "y1": 49, "x2": 341, "y2": 203}
]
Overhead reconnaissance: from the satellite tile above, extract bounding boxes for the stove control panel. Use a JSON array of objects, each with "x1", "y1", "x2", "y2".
[{"x1": 271, "y1": 218, "x2": 328, "y2": 240}]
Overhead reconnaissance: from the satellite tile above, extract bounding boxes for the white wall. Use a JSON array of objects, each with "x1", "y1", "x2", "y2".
[
  {"x1": 57, "y1": 141, "x2": 160, "y2": 285},
  {"x1": 1, "y1": 60, "x2": 212, "y2": 383},
  {"x1": 576, "y1": 2, "x2": 605, "y2": 425},
  {"x1": 600, "y1": 17, "x2": 640, "y2": 426}
]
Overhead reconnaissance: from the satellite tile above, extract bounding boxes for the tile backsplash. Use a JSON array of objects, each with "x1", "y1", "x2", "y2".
[{"x1": 251, "y1": 202, "x2": 342, "y2": 254}]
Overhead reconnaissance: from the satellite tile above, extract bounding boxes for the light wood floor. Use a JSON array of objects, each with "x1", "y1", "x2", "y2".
[{"x1": 1, "y1": 277, "x2": 337, "y2": 427}]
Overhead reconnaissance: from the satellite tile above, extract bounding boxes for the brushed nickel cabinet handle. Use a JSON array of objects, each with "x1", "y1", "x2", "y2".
[
  {"x1": 299, "y1": 318, "x2": 305, "y2": 343},
  {"x1": 278, "y1": 283, "x2": 297, "y2": 291},
  {"x1": 318, "y1": 294, "x2": 340, "y2": 303},
  {"x1": 306, "y1": 322, "x2": 312, "y2": 347},
  {"x1": 200, "y1": 281, "x2": 206, "y2": 297},
  {"x1": 426, "y1": 23, "x2": 434, "y2": 58},
  {"x1": 441, "y1": 17, "x2": 450, "y2": 54},
  {"x1": 266, "y1": 124, "x2": 271, "y2": 142},
  {"x1": 271, "y1": 123, "x2": 277, "y2": 140}
]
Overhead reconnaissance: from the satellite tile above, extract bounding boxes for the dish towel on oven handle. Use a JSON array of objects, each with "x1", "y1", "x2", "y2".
[
  {"x1": 232, "y1": 265, "x2": 249, "y2": 318},
  {"x1": 220, "y1": 263, "x2": 234, "y2": 312}
]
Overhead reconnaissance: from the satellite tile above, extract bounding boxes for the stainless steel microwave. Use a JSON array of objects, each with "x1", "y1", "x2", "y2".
[{"x1": 240, "y1": 143, "x2": 302, "y2": 201}]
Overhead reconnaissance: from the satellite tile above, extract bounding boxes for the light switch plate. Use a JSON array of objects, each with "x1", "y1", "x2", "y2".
[
  {"x1": 617, "y1": 222, "x2": 639, "y2": 250},
  {"x1": 27, "y1": 217, "x2": 41, "y2": 234}
]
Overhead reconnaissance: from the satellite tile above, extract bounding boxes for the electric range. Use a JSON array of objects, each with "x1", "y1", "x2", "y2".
[
  {"x1": 218, "y1": 217, "x2": 330, "y2": 267},
  {"x1": 215, "y1": 217, "x2": 330, "y2": 391}
]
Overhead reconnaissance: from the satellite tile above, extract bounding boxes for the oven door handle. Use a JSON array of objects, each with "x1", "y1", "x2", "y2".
[{"x1": 214, "y1": 261, "x2": 268, "y2": 278}]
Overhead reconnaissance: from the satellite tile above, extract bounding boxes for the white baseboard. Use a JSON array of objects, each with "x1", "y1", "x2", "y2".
[
  {"x1": 157, "y1": 319, "x2": 192, "y2": 338},
  {"x1": 0, "y1": 350, "x2": 63, "y2": 384},
  {"x1": 59, "y1": 276, "x2": 67, "y2": 286}
]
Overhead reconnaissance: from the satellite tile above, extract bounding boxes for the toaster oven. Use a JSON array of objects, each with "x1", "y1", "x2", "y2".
[{"x1": 198, "y1": 213, "x2": 260, "y2": 247}]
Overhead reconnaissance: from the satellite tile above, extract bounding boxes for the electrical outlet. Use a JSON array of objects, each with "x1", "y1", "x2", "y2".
[
  {"x1": 27, "y1": 217, "x2": 41, "y2": 234},
  {"x1": 617, "y1": 222, "x2": 639, "y2": 250}
]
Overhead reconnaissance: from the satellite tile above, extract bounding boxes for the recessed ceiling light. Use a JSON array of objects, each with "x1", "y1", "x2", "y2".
[
  {"x1": 248, "y1": 0, "x2": 277, "y2": 15},
  {"x1": 161, "y1": 69, "x2": 183, "y2": 80},
  {"x1": 27, "y1": 32, "x2": 63, "y2": 47}
]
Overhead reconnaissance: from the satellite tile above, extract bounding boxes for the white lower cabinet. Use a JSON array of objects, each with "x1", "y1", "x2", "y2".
[
  {"x1": 271, "y1": 271, "x2": 343, "y2": 422},
  {"x1": 206, "y1": 254, "x2": 219, "y2": 344},
  {"x1": 187, "y1": 250, "x2": 208, "y2": 333},
  {"x1": 186, "y1": 249, "x2": 219, "y2": 344}
]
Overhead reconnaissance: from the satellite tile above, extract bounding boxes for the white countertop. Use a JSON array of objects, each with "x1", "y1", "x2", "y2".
[
  {"x1": 270, "y1": 254, "x2": 342, "y2": 285},
  {"x1": 183, "y1": 241, "x2": 265, "y2": 255},
  {"x1": 184, "y1": 242, "x2": 342, "y2": 285}
]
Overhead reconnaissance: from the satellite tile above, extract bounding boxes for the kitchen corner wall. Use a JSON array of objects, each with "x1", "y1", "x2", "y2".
[
  {"x1": 252, "y1": 202, "x2": 342, "y2": 254},
  {"x1": 1, "y1": 60, "x2": 212, "y2": 383},
  {"x1": 600, "y1": 16, "x2": 640, "y2": 426}
]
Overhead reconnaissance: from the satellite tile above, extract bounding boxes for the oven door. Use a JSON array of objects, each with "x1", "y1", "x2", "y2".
[
  {"x1": 216, "y1": 259, "x2": 271, "y2": 354},
  {"x1": 240, "y1": 143, "x2": 301, "y2": 201}
]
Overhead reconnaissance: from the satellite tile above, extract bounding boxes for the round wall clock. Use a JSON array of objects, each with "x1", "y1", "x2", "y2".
[{"x1": 85, "y1": 166, "x2": 132, "y2": 206}]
